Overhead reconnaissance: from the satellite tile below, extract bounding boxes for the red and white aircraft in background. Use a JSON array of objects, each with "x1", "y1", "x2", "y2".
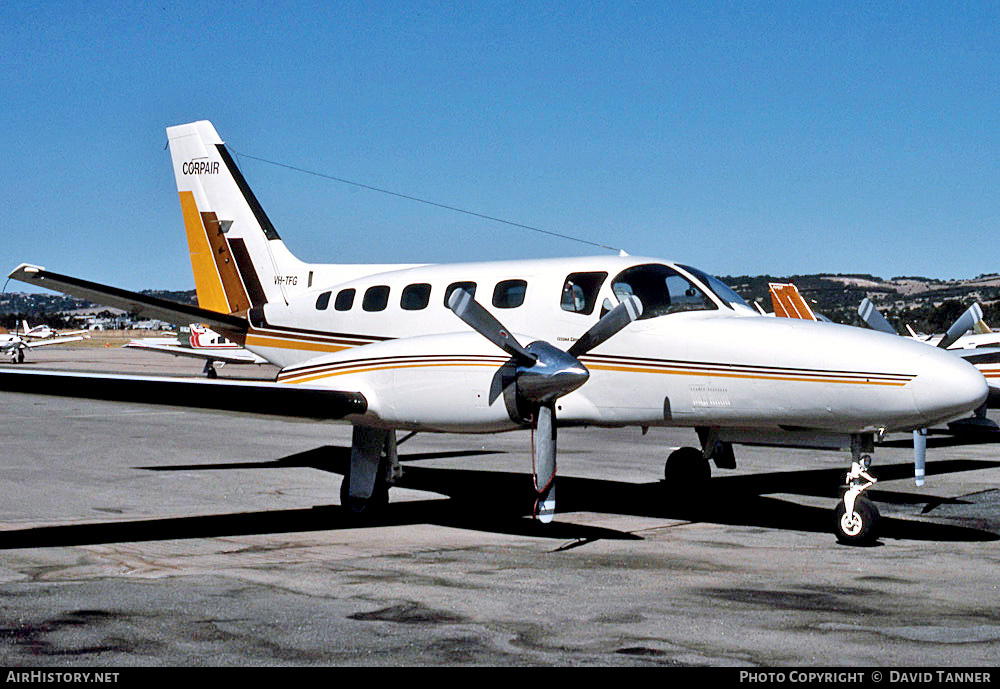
[{"x1": 124, "y1": 323, "x2": 268, "y2": 377}]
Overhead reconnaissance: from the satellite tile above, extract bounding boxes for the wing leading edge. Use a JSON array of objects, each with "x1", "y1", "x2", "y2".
[
  {"x1": 0, "y1": 369, "x2": 366, "y2": 421},
  {"x1": 8, "y1": 264, "x2": 248, "y2": 340}
]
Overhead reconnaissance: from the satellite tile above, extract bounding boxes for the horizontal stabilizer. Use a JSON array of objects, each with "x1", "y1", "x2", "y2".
[
  {"x1": 0, "y1": 368, "x2": 366, "y2": 421},
  {"x1": 123, "y1": 340, "x2": 266, "y2": 365},
  {"x1": 8, "y1": 264, "x2": 248, "y2": 339}
]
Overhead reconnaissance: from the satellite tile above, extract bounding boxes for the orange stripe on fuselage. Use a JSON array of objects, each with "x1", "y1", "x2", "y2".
[
  {"x1": 585, "y1": 363, "x2": 907, "y2": 386},
  {"x1": 276, "y1": 357, "x2": 911, "y2": 388},
  {"x1": 245, "y1": 334, "x2": 352, "y2": 354}
]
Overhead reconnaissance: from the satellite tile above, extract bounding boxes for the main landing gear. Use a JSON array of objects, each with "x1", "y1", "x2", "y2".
[
  {"x1": 663, "y1": 428, "x2": 735, "y2": 489},
  {"x1": 341, "y1": 426, "x2": 401, "y2": 516}
]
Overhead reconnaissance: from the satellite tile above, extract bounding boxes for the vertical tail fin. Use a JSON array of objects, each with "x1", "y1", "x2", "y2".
[
  {"x1": 167, "y1": 121, "x2": 306, "y2": 314},
  {"x1": 768, "y1": 283, "x2": 817, "y2": 321}
]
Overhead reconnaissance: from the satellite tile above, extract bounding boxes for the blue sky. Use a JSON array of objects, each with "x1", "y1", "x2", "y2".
[{"x1": 2, "y1": 2, "x2": 998, "y2": 293}]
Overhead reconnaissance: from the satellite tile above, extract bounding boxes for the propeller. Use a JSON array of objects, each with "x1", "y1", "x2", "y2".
[
  {"x1": 858, "y1": 298, "x2": 896, "y2": 335},
  {"x1": 937, "y1": 303, "x2": 983, "y2": 350},
  {"x1": 448, "y1": 289, "x2": 642, "y2": 522},
  {"x1": 857, "y1": 297, "x2": 983, "y2": 485}
]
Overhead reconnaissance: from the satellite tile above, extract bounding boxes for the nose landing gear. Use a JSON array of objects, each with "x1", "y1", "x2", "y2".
[{"x1": 834, "y1": 435, "x2": 880, "y2": 544}]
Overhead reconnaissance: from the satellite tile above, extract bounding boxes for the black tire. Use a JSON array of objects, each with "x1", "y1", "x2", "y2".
[
  {"x1": 340, "y1": 471, "x2": 390, "y2": 515},
  {"x1": 834, "y1": 495, "x2": 880, "y2": 544},
  {"x1": 664, "y1": 447, "x2": 711, "y2": 485}
]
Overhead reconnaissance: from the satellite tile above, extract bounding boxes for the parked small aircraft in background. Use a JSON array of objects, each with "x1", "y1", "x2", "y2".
[
  {"x1": 124, "y1": 323, "x2": 269, "y2": 377},
  {"x1": 18, "y1": 321, "x2": 89, "y2": 340},
  {"x1": 0, "y1": 324, "x2": 89, "y2": 364},
  {"x1": 1, "y1": 121, "x2": 988, "y2": 544}
]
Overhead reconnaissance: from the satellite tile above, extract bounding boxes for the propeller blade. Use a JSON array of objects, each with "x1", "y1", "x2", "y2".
[
  {"x1": 567, "y1": 295, "x2": 643, "y2": 358},
  {"x1": 447, "y1": 289, "x2": 536, "y2": 364},
  {"x1": 858, "y1": 298, "x2": 896, "y2": 335},
  {"x1": 532, "y1": 404, "x2": 557, "y2": 523},
  {"x1": 913, "y1": 428, "x2": 927, "y2": 487},
  {"x1": 937, "y1": 303, "x2": 984, "y2": 350}
]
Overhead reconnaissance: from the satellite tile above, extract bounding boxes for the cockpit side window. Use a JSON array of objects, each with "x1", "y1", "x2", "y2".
[
  {"x1": 611, "y1": 264, "x2": 716, "y2": 320},
  {"x1": 677, "y1": 264, "x2": 752, "y2": 311},
  {"x1": 560, "y1": 272, "x2": 607, "y2": 315}
]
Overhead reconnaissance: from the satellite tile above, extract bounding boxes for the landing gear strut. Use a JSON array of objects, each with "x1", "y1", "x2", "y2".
[
  {"x1": 834, "y1": 434, "x2": 881, "y2": 544},
  {"x1": 342, "y1": 426, "x2": 400, "y2": 516}
]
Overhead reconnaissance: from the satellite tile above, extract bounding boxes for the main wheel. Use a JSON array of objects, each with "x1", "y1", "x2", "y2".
[
  {"x1": 664, "y1": 447, "x2": 711, "y2": 486},
  {"x1": 834, "y1": 495, "x2": 880, "y2": 544},
  {"x1": 340, "y1": 472, "x2": 390, "y2": 516}
]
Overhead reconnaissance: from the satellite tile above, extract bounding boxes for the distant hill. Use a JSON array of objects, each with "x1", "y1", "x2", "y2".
[
  {"x1": 721, "y1": 273, "x2": 1000, "y2": 333},
  {"x1": 0, "y1": 289, "x2": 197, "y2": 330}
]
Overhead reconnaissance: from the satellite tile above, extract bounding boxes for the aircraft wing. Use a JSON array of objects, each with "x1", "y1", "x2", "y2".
[
  {"x1": 123, "y1": 340, "x2": 267, "y2": 365},
  {"x1": 8, "y1": 264, "x2": 248, "y2": 339},
  {"x1": 24, "y1": 335, "x2": 87, "y2": 348},
  {"x1": 0, "y1": 368, "x2": 366, "y2": 421}
]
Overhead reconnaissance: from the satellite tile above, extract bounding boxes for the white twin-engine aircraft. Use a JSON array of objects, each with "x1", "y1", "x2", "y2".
[{"x1": 3, "y1": 121, "x2": 989, "y2": 544}]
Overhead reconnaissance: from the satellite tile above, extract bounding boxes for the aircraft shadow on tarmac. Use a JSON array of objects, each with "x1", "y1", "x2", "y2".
[{"x1": 0, "y1": 446, "x2": 997, "y2": 550}]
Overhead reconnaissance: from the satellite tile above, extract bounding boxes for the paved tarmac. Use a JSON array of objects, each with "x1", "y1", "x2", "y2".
[{"x1": 0, "y1": 347, "x2": 998, "y2": 666}]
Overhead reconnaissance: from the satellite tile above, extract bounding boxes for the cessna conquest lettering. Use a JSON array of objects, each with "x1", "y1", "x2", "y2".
[{"x1": 3, "y1": 120, "x2": 987, "y2": 545}]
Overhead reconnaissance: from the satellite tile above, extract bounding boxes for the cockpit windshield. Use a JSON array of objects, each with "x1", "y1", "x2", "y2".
[
  {"x1": 610, "y1": 264, "x2": 717, "y2": 320},
  {"x1": 678, "y1": 265, "x2": 752, "y2": 311}
]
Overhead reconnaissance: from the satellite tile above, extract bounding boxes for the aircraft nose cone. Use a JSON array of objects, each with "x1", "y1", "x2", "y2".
[{"x1": 910, "y1": 348, "x2": 988, "y2": 426}]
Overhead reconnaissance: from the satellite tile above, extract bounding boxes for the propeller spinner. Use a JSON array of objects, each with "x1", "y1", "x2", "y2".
[{"x1": 447, "y1": 289, "x2": 642, "y2": 522}]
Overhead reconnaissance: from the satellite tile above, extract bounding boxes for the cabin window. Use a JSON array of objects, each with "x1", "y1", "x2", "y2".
[
  {"x1": 560, "y1": 272, "x2": 607, "y2": 315},
  {"x1": 401, "y1": 283, "x2": 431, "y2": 311},
  {"x1": 335, "y1": 288, "x2": 356, "y2": 311},
  {"x1": 444, "y1": 281, "x2": 477, "y2": 307},
  {"x1": 493, "y1": 279, "x2": 527, "y2": 309},
  {"x1": 315, "y1": 291, "x2": 331, "y2": 310},
  {"x1": 611, "y1": 264, "x2": 715, "y2": 320},
  {"x1": 362, "y1": 285, "x2": 390, "y2": 312}
]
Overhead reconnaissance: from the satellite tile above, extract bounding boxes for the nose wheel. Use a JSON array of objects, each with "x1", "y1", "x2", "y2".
[
  {"x1": 834, "y1": 435, "x2": 881, "y2": 544},
  {"x1": 834, "y1": 494, "x2": 880, "y2": 544}
]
